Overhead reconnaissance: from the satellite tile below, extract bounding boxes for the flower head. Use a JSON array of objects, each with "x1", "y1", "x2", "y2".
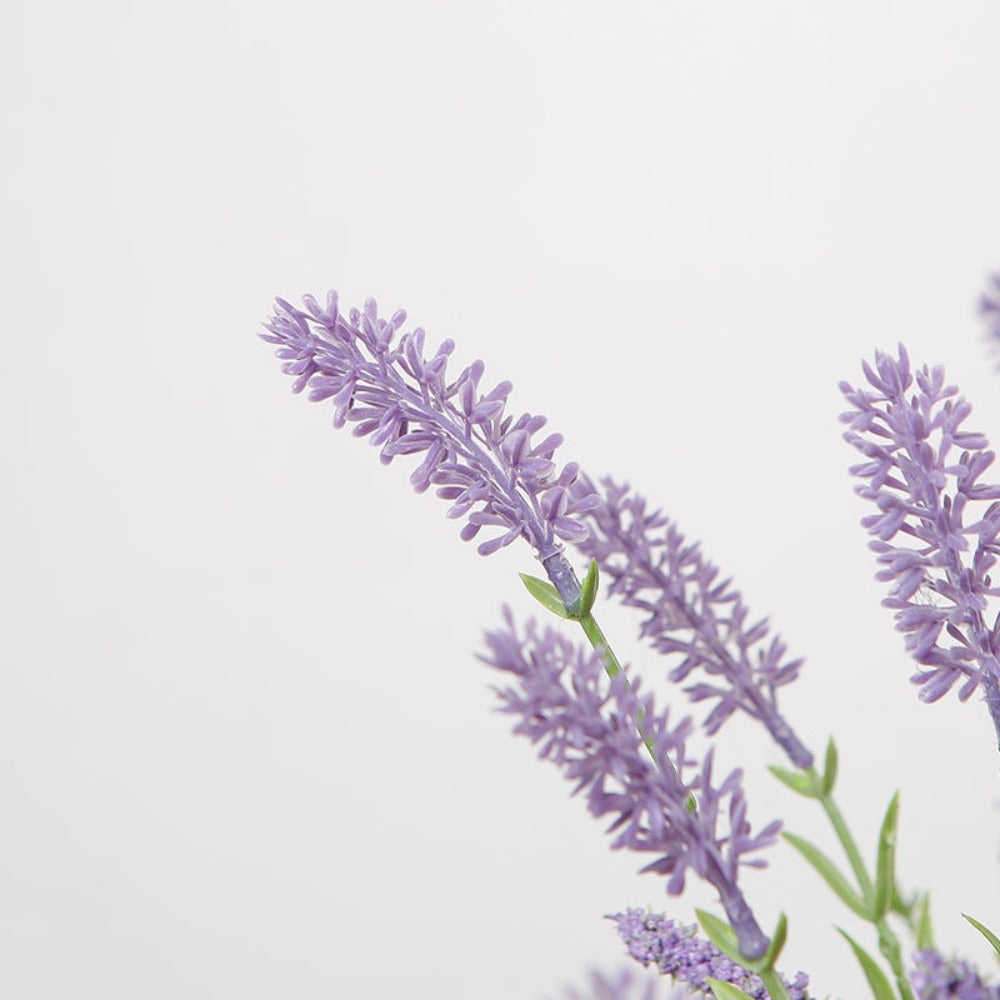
[
  {"x1": 481, "y1": 610, "x2": 780, "y2": 958},
  {"x1": 262, "y1": 292, "x2": 598, "y2": 600},
  {"x1": 569, "y1": 476, "x2": 812, "y2": 768},
  {"x1": 910, "y1": 948, "x2": 1000, "y2": 999},
  {"x1": 980, "y1": 272, "x2": 1000, "y2": 355},
  {"x1": 551, "y1": 968, "x2": 694, "y2": 1000},
  {"x1": 612, "y1": 909, "x2": 811, "y2": 1000},
  {"x1": 839, "y1": 346, "x2": 1000, "y2": 740}
]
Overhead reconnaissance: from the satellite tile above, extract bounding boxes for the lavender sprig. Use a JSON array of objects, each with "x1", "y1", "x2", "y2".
[
  {"x1": 570, "y1": 476, "x2": 813, "y2": 769},
  {"x1": 981, "y1": 273, "x2": 1000, "y2": 356},
  {"x1": 551, "y1": 968, "x2": 694, "y2": 1000},
  {"x1": 839, "y1": 345, "x2": 1000, "y2": 748},
  {"x1": 910, "y1": 948, "x2": 1000, "y2": 1000},
  {"x1": 612, "y1": 909, "x2": 811, "y2": 999},
  {"x1": 262, "y1": 292, "x2": 598, "y2": 606},
  {"x1": 481, "y1": 610, "x2": 780, "y2": 960}
]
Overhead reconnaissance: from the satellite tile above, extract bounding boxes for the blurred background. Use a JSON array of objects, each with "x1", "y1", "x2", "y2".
[{"x1": 4, "y1": 2, "x2": 1000, "y2": 997}]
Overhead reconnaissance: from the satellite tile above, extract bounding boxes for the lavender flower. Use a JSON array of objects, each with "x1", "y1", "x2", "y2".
[
  {"x1": 981, "y1": 273, "x2": 1000, "y2": 351},
  {"x1": 481, "y1": 610, "x2": 780, "y2": 959},
  {"x1": 261, "y1": 292, "x2": 598, "y2": 606},
  {"x1": 612, "y1": 909, "x2": 811, "y2": 999},
  {"x1": 840, "y1": 345, "x2": 1000, "y2": 745},
  {"x1": 910, "y1": 948, "x2": 1000, "y2": 999},
  {"x1": 569, "y1": 476, "x2": 813, "y2": 769},
  {"x1": 552, "y1": 967, "x2": 695, "y2": 1000}
]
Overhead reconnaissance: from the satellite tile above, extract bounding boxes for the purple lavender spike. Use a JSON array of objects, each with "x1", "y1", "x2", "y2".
[
  {"x1": 910, "y1": 948, "x2": 1000, "y2": 1000},
  {"x1": 569, "y1": 476, "x2": 813, "y2": 769},
  {"x1": 261, "y1": 292, "x2": 598, "y2": 605},
  {"x1": 481, "y1": 610, "x2": 780, "y2": 960},
  {"x1": 612, "y1": 909, "x2": 811, "y2": 999},
  {"x1": 553, "y1": 968, "x2": 689, "y2": 1000},
  {"x1": 840, "y1": 345, "x2": 1000, "y2": 749},
  {"x1": 981, "y1": 272, "x2": 1000, "y2": 358}
]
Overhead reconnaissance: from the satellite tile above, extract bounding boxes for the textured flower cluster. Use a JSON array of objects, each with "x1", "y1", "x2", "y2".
[
  {"x1": 840, "y1": 346, "x2": 1000, "y2": 738},
  {"x1": 481, "y1": 610, "x2": 780, "y2": 959},
  {"x1": 910, "y1": 948, "x2": 1000, "y2": 999},
  {"x1": 981, "y1": 273, "x2": 1000, "y2": 352},
  {"x1": 552, "y1": 968, "x2": 693, "y2": 1000},
  {"x1": 261, "y1": 293, "x2": 598, "y2": 575},
  {"x1": 612, "y1": 909, "x2": 810, "y2": 999},
  {"x1": 570, "y1": 475, "x2": 813, "y2": 768}
]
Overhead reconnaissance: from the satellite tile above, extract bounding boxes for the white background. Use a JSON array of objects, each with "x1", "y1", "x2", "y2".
[{"x1": 4, "y1": 2, "x2": 1000, "y2": 998}]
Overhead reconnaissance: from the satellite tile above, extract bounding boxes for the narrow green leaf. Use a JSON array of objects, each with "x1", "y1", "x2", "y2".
[
  {"x1": 836, "y1": 928, "x2": 897, "y2": 1000},
  {"x1": 574, "y1": 559, "x2": 599, "y2": 618},
  {"x1": 782, "y1": 832, "x2": 869, "y2": 919},
  {"x1": 705, "y1": 980, "x2": 756, "y2": 1000},
  {"x1": 915, "y1": 893, "x2": 934, "y2": 950},
  {"x1": 822, "y1": 737, "x2": 838, "y2": 795},
  {"x1": 768, "y1": 764, "x2": 819, "y2": 798},
  {"x1": 695, "y1": 909, "x2": 743, "y2": 965},
  {"x1": 757, "y1": 913, "x2": 788, "y2": 974},
  {"x1": 518, "y1": 573, "x2": 566, "y2": 618},
  {"x1": 963, "y1": 913, "x2": 1000, "y2": 960},
  {"x1": 873, "y1": 792, "x2": 900, "y2": 921},
  {"x1": 760, "y1": 970, "x2": 792, "y2": 1000}
]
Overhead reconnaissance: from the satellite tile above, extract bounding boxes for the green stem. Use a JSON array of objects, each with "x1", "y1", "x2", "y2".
[{"x1": 817, "y1": 787, "x2": 913, "y2": 1000}]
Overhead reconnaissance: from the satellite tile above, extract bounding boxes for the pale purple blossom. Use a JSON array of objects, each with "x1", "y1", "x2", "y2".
[
  {"x1": 981, "y1": 272, "x2": 1000, "y2": 352},
  {"x1": 481, "y1": 610, "x2": 780, "y2": 959},
  {"x1": 840, "y1": 345, "x2": 1000, "y2": 745},
  {"x1": 569, "y1": 476, "x2": 813, "y2": 768},
  {"x1": 911, "y1": 948, "x2": 1000, "y2": 999},
  {"x1": 612, "y1": 909, "x2": 811, "y2": 999},
  {"x1": 552, "y1": 968, "x2": 695, "y2": 1000},
  {"x1": 262, "y1": 292, "x2": 598, "y2": 606}
]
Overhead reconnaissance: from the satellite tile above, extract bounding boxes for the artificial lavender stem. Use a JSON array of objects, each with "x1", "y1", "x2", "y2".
[{"x1": 542, "y1": 550, "x2": 583, "y2": 611}]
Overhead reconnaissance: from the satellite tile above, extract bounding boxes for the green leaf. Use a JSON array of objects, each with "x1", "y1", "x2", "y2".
[
  {"x1": 518, "y1": 573, "x2": 567, "y2": 618},
  {"x1": 836, "y1": 928, "x2": 897, "y2": 1000},
  {"x1": 915, "y1": 893, "x2": 934, "y2": 950},
  {"x1": 757, "y1": 913, "x2": 788, "y2": 974},
  {"x1": 963, "y1": 913, "x2": 1000, "y2": 960},
  {"x1": 705, "y1": 980, "x2": 756, "y2": 1000},
  {"x1": 695, "y1": 909, "x2": 743, "y2": 965},
  {"x1": 873, "y1": 792, "x2": 900, "y2": 921},
  {"x1": 572, "y1": 559, "x2": 599, "y2": 618},
  {"x1": 822, "y1": 737, "x2": 838, "y2": 795},
  {"x1": 782, "y1": 832, "x2": 869, "y2": 919},
  {"x1": 769, "y1": 764, "x2": 819, "y2": 798}
]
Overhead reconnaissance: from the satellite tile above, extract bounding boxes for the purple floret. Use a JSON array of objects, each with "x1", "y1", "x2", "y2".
[
  {"x1": 612, "y1": 909, "x2": 811, "y2": 999},
  {"x1": 262, "y1": 292, "x2": 597, "y2": 605},
  {"x1": 981, "y1": 272, "x2": 1000, "y2": 353},
  {"x1": 570, "y1": 475, "x2": 812, "y2": 768},
  {"x1": 840, "y1": 345, "x2": 1000, "y2": 746},
  {"x1": 911, "y1": 948, "x2": 1000, "y2": 999},
  {"x1": 481, "y1": 610, "x2": 780, "y2": 959}
]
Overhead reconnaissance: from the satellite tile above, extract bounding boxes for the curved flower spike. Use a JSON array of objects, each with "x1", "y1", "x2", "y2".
[
  {"x1": 481, "y1": 610, "x2": 780, "y2": 960},
  {"x1": 261, "y1": 292, "x2": 598, "y2": 605},
  {"x1": 840, "y1": 345, "x2": 1000, "y2": 747}
]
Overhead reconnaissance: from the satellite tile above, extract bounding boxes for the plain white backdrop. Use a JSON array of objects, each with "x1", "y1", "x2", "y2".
[{"x1": 4, "y1": 2, "x2": 1000, "y2": 997}]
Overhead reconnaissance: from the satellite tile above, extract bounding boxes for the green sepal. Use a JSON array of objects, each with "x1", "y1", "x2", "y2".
[
  {"x1": 769, "y1": 764, "x2": 820, "y2": 798},
  {"x1": 759, "y1": 970, "x2": 792, "y2": 1000},
  {"x1": 873, "y1": 792, "x2": 900, "y2": 921},
  {"x1": 569, "y1": 558, "x2": 599, "y2": 619},
  {"x1": 782, "y1": 832, "x2": 868, "y2": 919},
  {"x1": 963, "y1": 913, "x2": 1000, "y2": 960},
  {"x1": 695, "y1": 909, "x2": 743, "y2": 965},
  {"x1": 519, "y1": 573, "x2": 567, "y2": 618},
  {"x1": 836, "y1": 928, "x2": 897, "y2": 1000},
  {"x1": 822, "y1": 737, "x2": 838, "y2": 795},
  {"x1": 915, "y1": 892, "x2": 934, "y2": 950},
  {"x1": 705, "y1": 980, "x2": 756, "y2": 1000}
]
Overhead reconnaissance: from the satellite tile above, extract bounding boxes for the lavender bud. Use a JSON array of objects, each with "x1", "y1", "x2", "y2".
[
  {"x1": 840, "y1": 345, "x2": 1000, "y2": 748},
  {"x1": 569, "y1": 475, "x2": 813, "y2": 768},
  {"x1": 481, "y1": 610, "x2": 780, "y2": 959},
  {"x1": 261, "y1": 292, "x2": 597, "y2": 582}
]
